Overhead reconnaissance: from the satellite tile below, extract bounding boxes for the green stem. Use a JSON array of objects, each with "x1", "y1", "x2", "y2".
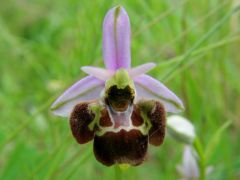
[
  {"x1": 193, "y1": 137, "x2": 206, "y2": 180},
  {"x1": 114, "y1": 165, "x2": 122, "y2": 180}
]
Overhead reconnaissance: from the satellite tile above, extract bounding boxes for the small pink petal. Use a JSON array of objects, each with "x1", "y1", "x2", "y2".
[
  {"x1": 103, "y1": 6, "x2": 131, "y2": 70},
  {"x1": 134, "y1": 75, "x2": 184, "y2": 113},
  {"x1": 81, "y1": 66, "x2": 114, "y2": 81},
  {"x1": 51, "y1": 76, "x2": 104, "y2": 117},
  {"x1": 128, "y1": 63, "x2": 156, "y2": 78},
  {"x1": 177, "y1": 145, "x2": 199, "y2": 178}
]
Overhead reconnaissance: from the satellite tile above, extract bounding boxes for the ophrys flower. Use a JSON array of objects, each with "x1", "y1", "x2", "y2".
[{"x1": 51, "y1": 6, "x2": 184, "y2": 166}]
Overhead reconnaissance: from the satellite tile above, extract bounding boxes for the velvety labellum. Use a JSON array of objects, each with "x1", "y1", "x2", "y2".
[{"x1": 69, "y1": 100, "x2": 166, "y2": 166}]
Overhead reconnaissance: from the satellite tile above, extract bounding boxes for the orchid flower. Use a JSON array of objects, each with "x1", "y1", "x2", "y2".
[{"x1": 51, "y1": 6, "x2": 184, "y2": 166}]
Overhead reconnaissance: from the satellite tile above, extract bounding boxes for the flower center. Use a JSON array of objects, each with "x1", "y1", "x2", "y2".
[{"x1": 105, "y1": 85, "x2": 134, "y2": 112}]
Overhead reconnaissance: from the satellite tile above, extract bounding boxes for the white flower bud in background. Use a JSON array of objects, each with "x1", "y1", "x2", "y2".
[
  {"x1": 167, "y1": 115, "x2": 196, "y2": 144},
  {"x1": 177, "y1": 145, "x2": 199, "y2": 179},
  {"x1": 177, "y1": 145, "x2": 213, "y2": 179}
]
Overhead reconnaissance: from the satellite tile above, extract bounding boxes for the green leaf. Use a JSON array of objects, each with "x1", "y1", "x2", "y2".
[
  {"x1": 152, "y1": 5, "x2": 240, "y2": 82},
  {"x1": 205, "y1": 120, "x2": 232, "y2": 161}
]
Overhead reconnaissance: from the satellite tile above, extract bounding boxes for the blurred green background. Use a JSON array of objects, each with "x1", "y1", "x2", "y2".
[{"x1": 0, "y1": 0, "x2": 239, "y2": 179}]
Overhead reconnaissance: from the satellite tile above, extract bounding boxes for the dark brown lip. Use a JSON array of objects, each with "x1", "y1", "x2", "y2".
[
  {"x1": 93, "y1": 129, "x2": 148, "y2": 166},
  {"x1": 69, "y1": 100, "x2": 166, "y2": 166}
]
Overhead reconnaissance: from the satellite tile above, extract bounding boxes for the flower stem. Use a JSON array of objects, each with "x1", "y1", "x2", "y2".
[
  {"x1": 114, "y1": 165, "x2": 123, "y2": 180},
  {"x1": 193, "y1": 137, "x2": 206, "y2": 180}
]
